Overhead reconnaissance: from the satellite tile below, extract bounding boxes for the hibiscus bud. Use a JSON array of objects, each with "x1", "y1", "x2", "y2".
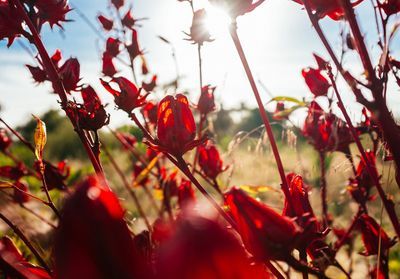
[
  {"x1": 0, "y1": 236, "x2": 51, "y2": 278},
  {"x1": 101, "y1": 77, "x2": 148, "y2": 113},
  {"x1": 358, "y1": 214, "x2": 396, "y2": 256},
  {"x1": 98, "y1": 14, "x2": 114, "y2": 31},
  {"x1": 127, "y1": 29, "x2": 142, "y2": 60},
  {"x1": 35, "y1": 160, "x2": 70, "y2": 191},
  {"x1": 102, "y1": 52, "x2": 117, "y2": 77},
  {"x1": 156, "y1": 94, "x2": 198, "y2": 156},
  {"x1": 186, "y1": 9, "x2": 213, "y2": 45},
  {"x1": 156, "y1": 215, "x2": 267, "y2": 279},
  {"x1": 58, "y1": 58, "x2": 81, "y2": 92},
  {"x1": 379, "y1": 0, "x2": 400, "y2": 16},
  {"x1": 197, "y1": 85, "x2": 216, "y2": 115},
  {"x1": 13, "y1": 181, "x2": 30, "y2": 204},
  {"x1": 55, "y1": 176, "x2": 150, "y2": 278},
  {"x1": 35, "y1": 0, "x2": 71, "y2": 28},
  {"x1": 0, "y1": 2, "x2": 24, "y2": 47},
  {"x1": 26, "y1": 65, "x2": 47, "y2": 83},
  {"x1": 51, "y1": 49, "x2": 62, "y2": 67},
  {"x1": 209, "y1": 0, "x2": 265, "y2": 18},
  {"x1": 105, "y1": 37, "x2": 121, "y2": 57},
  {"x1": 198, "y1": 142, "x2": 225, "y2": 180},
  {"x1": 224, "y1": 187, "x2": 300, "y2": 261},
  {"x1": 177, "y1": 179, "x2": 196, "y2": 210},
  {"x1": 141, "y1": 101, "x2": 158, "y2": 125},
  {"x1": 77, "y1": 86, "x2": 109, "y2": 131},
  {"x1": 142, "y1": 75, "x2": 157, "y2": 92},
  {"x1": 0, "y1": 128, "x2": 12, "y2": 152},
  {"x1": 121, "y1": 10, "x2": 137, "y2": 28},
  {"x1": 302, "y1": 67, "x2": 330, "y2": 97},
  {"x1": 111, "y1": 0, "x2": 124, "y2": 9}
]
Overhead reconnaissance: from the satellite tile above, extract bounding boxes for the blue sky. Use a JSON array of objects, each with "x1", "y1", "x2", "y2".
[{"x1": 1, "y1": 0, "x2": 399, "y2": 128}]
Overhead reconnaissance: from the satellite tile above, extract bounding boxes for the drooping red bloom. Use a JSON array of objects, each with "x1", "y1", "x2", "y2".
[
  {"x1": 357, "y1": 214, "x2": 396, "y2": 256},
  {"x1": 292, "y1": 0, "x2": 365, "y2": 20},
  {"x1": 101, "y1": 77, "x2": 149, "y2": 113},
  {"x1": 142, "y1": 75, "x2": 157, "y2": 92},
  {"x1": 141, "y1": 101, "x2": 158, "y2": 125},
  {"x1": 186, "y1": 9, "x2": 213, "y2": 45},
  {"x1": 111, "y1": 0, "x2": 124, "y2": 9},
  {"x1": 35, "y1": 0, "x2": 72, "y2": 28},
  {"x1": 127, "y1": 29, "x2": 142, "y2": 60},
  {"x1": 105, "y1": 37, "x2": 121, "y2": 57},
  {"x1": 98, "y1": 14, "x2": 114, "y2": 31},
  {"x1": 302, "y1": 67, "x2": 330, "y2": 97},
  {"x1": 224, "y1": 187, "x2": 300, "y2": 261},
  {"x1": 0, "y1": 1, "x2": 24, "y2": 47},
  {"x1": 379, "y1": 0, "x2": 400, "y2": 16},
  {"x1": 198, "y1": 142, "x2": 225, "y2": 180},
  {"x1": 58, "y1": 58, "x2": 81, "y2": 92},
  {"x1": 77, "y1": 86, "x2": 110, "y2": 131},
  {"x1": 0, "y1": 163, "x2": 27, "y2": 180},
  {"x1": 156, "y1": 94, "x2": 201, "y2": 157},
  {"x1": 55, "y1": 176, "x2": 150, "y2": 279},
  {"x1": 156, "y1": 215, "x2": 269, "y2": 279},
  {"x1": 209, "y1": 0, "x2": 265, "y2": 18},
  {"x1": 102, "y1": 52, "x2": 117, "y2": 77},
  {"x1": 0, "y1": 128, "x2": 12, "y2": 152},
  {"x1": 0, "y1": 236, "x2": 51, "y2": 279},
  {"x1": 177, "y1": 179, "x2": 196, "y2": 210},
  {"x1": 26, "y1": 65, "x2": 48, "y2": 83},
  {"x1": 13, "y1": 180, "x2": 30, "y2": 204},
  {"x1": 35, "y1": 160, "x2": 70, "y2": 191},
  {"x1": 197, "y1": 85, "x2": 216, "y2": 115}
]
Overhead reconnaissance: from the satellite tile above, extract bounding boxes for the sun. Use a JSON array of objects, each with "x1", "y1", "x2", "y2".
[{"x1": 203, "y1": 4, "x2": 232, "y2": 38}]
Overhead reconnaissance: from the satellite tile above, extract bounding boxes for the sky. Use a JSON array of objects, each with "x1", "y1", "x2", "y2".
[{"x1": 0, "y1": 0, "x2": 400, "y2": 128}]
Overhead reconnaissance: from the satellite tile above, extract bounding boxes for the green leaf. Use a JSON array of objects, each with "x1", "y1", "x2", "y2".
[{"x1": 269, "y1": 96, "x2": 307, "y2": 106}]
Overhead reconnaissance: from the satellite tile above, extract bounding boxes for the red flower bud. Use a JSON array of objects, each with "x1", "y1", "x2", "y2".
[
  {"x1": 102, "y1": 52, "x2": 117, "y2": 77},
  {"x1": 101, "y1": 77, "x2": 149, "y2": 113},
  {"x1": 98, "y1": 14, "x2": 114, "y2": 31},
  {"x1": 51, "y1": 49, "x2": 62, "y2": 67},
  {"x1": 0, "y1": 236, "x2": 51, "y2": 279},
  {"x1": 0, "y1": 2, "x2": 24, "y2": 47},
  {"x1": 156, "y1": 94, "x2": 200, "y2": 156},
  {"x1": 186, "y1": 9, "x2": 213, "y2": 45},
  {"x1": 379, "y1": 0, "x2": 400, "y2": 16},
  {"x1": 302, "y1": 67, "x2": 330, "y2": 97},
  {"x1": 111, "y1": 0, "x2": 124, "y2": 9},
  {"x1": 224, "y1": 187, "x2": 300, "y2": 261},
  {"x1": 197, "y1": 85, "x2": 216, "y2": 115},
  {"x1": 142, "y1": 75, "x2": 157, "y2": 92},
  {"x1": 198, "y1": 142, "x2": 225, "y2": 180},
  {"x1": 13, "y1": 180, "x2": 30, "y2": 204},
  {"x1": 0, "y1": 163, "x2": 27, "y2": 180},
  {"x1": 77, "y1": 86, "x2": 109, "y2": 131},
  {"x1": 357, "y1": 214, "x2": 396, "y2": 256},
  {"x1": 292, "y1": 0, "x2": 364, "y2": 20},
  {"x1": 156, "y1": 215, "x2": 268, "y2": 279},
  {"x1": 272, "y1": 101, "x2": 286, "y2": 120},
  {"x1": 58, "y1": 58, "x2": 81, "y2": 92},
  {"x1": 105, "y1": 37, "x2": 121, "y2": 57},
  {"x1": 121, "y1": 10, "x2": 137, "y2": 28},
  {"x1": 126, "y1": 29, "x2": 142, "y2": 60},
  {"x1": 35, "y1": 160, "x2": 70, "y2": 191},
  {"x1": 178, "y1": 179, "x2": 196, "y2": 210},
  {"x1": 26, "y1": 65, "x2": 47, "y2": 83},
  {"x1": 141, "y1": 101, "x2": 158, "y2": 125},
  {"x1": 35, "y1": 0, "x2": 71, "y2": 28},
  {"x1": 55, "y1": 176, "x2": 150, "y2": 278},
  {"x1": 210, "y1": 0, "x2": 265, "y2": 18},
  {"x1": 0, "y1": 128, "x2": 12, "y2": 152}
]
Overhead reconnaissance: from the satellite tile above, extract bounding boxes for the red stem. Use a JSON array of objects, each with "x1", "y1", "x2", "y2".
[
  {"x1": 328, "y1": 72, "x2": 400, "y2": 238},
  {"x1": 229, "y1": 23, "x2": 293, "y2": 208}
]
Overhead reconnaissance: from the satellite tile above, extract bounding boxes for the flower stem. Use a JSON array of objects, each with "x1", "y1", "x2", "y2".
[
  {"x1": 229, "y1": 23, "x2": 293, "y2": 208},
  {"x1": 0, "y1": 212, "x2": 52, "y2": 275}
]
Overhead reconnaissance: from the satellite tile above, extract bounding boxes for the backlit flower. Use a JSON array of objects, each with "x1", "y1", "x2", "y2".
[
  {"x1": 58, "y1": 58, "x2": 81, "y2": 92},
  {"x1": 197, "y1": 85, "x2": 216, "y2": 115},
  {"x1": 185, "y1": 9, "x2": 213, "y2": 45},
  {"x1": 198, "y1": 142, "x2": 225, "y2": 180},
  {"x1": 77, "y1": 86, "x2": 109, "y2": 131},
  {"x1": 302, "y1": 67, "x2": 330, "y2": 97},
  {"x1": 102, "y1": 52, "x2": 117, "y2": 77}
]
